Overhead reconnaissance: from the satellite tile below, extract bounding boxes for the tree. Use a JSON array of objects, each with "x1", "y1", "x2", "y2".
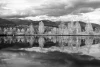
[
  {"x1": 29, "y1": 23, "x2": 34, "y2": 35},
  {"x1": 75, "y1": 21, "x2": 81, "y2": 34},
  {"x1": 58, "y1": 22, "x2": 66, "y2": 35},
  {"x1": 85, "y1": 23, "x2": 93, "y2": 35},
  {"x1": 63, "y1": 27, "x2": 69, "y2": 35},
  {"x1": 51, "y1": 27, "x2": 57, "y2": 34},
  {"x1": 0, "y1": 27, "x2": 2, "y2": 34},
  {"x1": 38, "y1": 21, "x2": 45, "y2": 34},
  {"x1": 59, "y1": 22, "x2": 66, "y2": 29},
  {"x1": 67, "y1": 22, "x2": 74, "y2": 35}
]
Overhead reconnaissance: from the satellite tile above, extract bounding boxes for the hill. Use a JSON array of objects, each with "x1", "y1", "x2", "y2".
[
  {"x1": 0, "y1": 18, "x2": 16, "y2": 27},
  {"x1": 8, "y1": 19, "x2": 58, "y2": 27},
  {"x1": 6, "y1": 18, "x2": 100, "y2": 30}
]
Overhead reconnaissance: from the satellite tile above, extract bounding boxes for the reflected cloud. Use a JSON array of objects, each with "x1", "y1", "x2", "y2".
[
  {"x1": 0, "y1": 51, "x2": 100, "y2": 67},
  {"x1": 0, "y1": 36, "x2": 100, "y2": 58}
]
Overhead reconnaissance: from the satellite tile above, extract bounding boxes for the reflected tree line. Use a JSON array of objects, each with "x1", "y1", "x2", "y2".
[
  {"x1": 0, "y1": 36, "x2": 100, "y2": 46},
  {"x1": 0, "y1": 36, "x2": 100, "y2": 54}
]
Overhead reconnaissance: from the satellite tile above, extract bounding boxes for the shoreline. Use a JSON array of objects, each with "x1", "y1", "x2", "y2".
[{"x1": 1, "y1": 34, "x2": 100, "y2": 36}]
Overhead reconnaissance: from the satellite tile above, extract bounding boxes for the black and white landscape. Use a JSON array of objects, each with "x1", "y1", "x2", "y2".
[{"x1": 0, "y1": 0, "x2": 100, "y2": 67}]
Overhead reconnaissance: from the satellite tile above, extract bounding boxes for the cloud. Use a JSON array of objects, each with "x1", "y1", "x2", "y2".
[
  {"x1": 80, "y1": 8, "x2": 100, "y2": 24},
  {"x1": 33, "y1": 0, "x2": 100, "y2": 17},
  {"x1": 58, "y1": 8, "x2": 100, "y2": 24},
  {"x1": 20, "y1": 15, "x2": 59, "y2": 21},
  {"x1": 87, "y1": 0, "x2": 100, "y2": 2},
  {"x1": 0, "y1": 0, "x2": 100, "y2": 19},
  {"x1": 0, "y1": 0, "x2": 81, "y2": 17},
  {"x1": 19, "y1": 14, "x2": 82, "y2": 22},
  {"x1": 16, "y1": 7, "x2": 100, "y2": 25},
  {"x1": 72, "y1": 7, "x2": 94, "y2": 14}
]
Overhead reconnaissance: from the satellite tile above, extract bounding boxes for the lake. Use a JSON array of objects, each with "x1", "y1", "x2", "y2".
[{"x1": 0, "y1": 36, "x2": 100, "y2": 67}]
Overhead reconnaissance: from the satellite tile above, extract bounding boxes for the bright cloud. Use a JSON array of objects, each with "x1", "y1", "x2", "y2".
[
  {"x1": 21, "y1": 8, "x2": 100, "y2": 25},
  {"x1": 20, "y1": 15, "x2": 59, "y2": 21},
  {"x1": 81, "y1": 8, "x2": 100, "y2": 24},
  {"x1": 0, "y1": 0, "x2": 100, "y2": 25},
  {"x1": 0, "y1": 0, "x2": 45, "y2": 10}
]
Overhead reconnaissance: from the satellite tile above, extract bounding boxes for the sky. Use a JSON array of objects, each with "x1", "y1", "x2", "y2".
[{"x1": 0, "y1": 0, "x2": 100, "y2": 24}]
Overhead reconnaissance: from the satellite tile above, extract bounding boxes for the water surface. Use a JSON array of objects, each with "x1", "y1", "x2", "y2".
[{"x1": 0, "y1": 36, "x2": 100, "y2": 67}]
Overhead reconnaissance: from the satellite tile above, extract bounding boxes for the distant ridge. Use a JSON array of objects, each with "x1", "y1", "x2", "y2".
[
  {"x1": 8, "y1": 19, "x2": 58, "y2": 27},
  {"x1": 4, "y1": 18, "x2": 100, "y2": 29},
  {"x1": 0, "y1": 18, "x2": 16, "y2": 27}
]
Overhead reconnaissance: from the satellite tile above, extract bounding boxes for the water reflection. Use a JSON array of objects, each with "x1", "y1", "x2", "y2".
[
  {"x1": 38, "y1": 37, "x2": 45, "y2": 50},
  {"x1": 1, "y1": 36, "x2": 100, "y2": 45},
  {"x1": 0, "y1": 36, "x2": 100, "y2": 67},
  {"x1": 0, "y1": 36, "x2": 100, "y2": 49},
  {"x1": 0, "y1": 36, "x2": 100, "y2": 54}
]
